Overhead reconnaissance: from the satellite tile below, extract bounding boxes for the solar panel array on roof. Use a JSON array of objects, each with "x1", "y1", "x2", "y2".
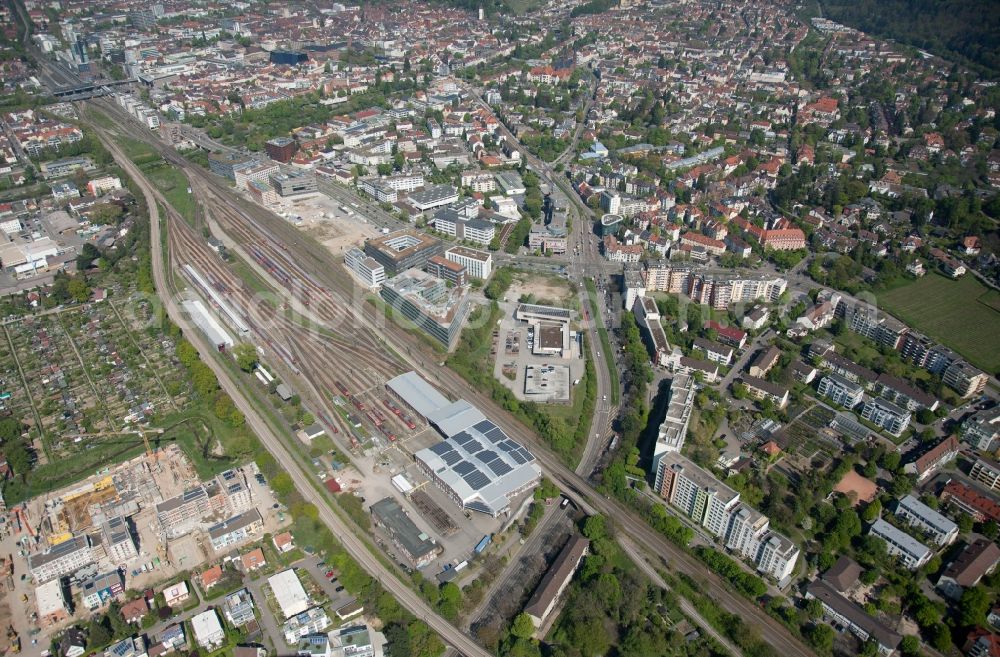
[
  {"x1": 464, "y1": 471, "x2": 490, "y2": 490},
  {"x1": 453, "y1": 461, "x2": 476, "y2": 476},
  {"x1": 488, "y1": 460, "x2": 513, "y2": 476},
  {"x1": 414, "y1": 399, "x2": 541, "y2": 516}
]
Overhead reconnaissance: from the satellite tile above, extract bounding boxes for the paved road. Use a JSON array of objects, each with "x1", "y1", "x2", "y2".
[
  {"x1": 718, "y1": 329, "x2": 773, "y2": 392},
  {"x1": 91, "y1": 96, "x2": 817, "y2": 657},
  {"x1": 94, "y1": 126, "x2": 496, "y2": 657},
  {"x1": 245, "y1": 574, "x2": 289, "y2": 650}
]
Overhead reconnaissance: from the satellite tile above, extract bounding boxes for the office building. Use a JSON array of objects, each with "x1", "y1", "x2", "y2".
[
  {"x1": 379, "y1": 268, "x2": 470, "y2": 349},
  {"x1": 235, "y1": 163, "x2": 280, "y2": 191},
  {"x1": 344, "y1": 247, "x2": 386, "y2": 288},
  {"x1": 426, "y1": 255, "x2": 467, "y2": 287},
  {"x1": 868, "y1": 518, "x2": 931, "y2": 569},
  {"x1": 408, "y1": 185, "x2": 459, "y2": 212},
  {"x1": 265, "y1": 137, "x2": 298, "y2": 163},
  {"x1": 364, "y1": 230, "x2": 443, "y2": 276},
  {"x1": 270, "y1": 50, "x2": 308, "y2": 66},
  {"x1": 445, "y1": 246, "x2": 492, "y2": 280},
  {"x1": 208, "y1": 152, "x2": 257, "y2": 180},
  {"x1": 271, "y1": 171, "x2": 317, "y2": 197}
]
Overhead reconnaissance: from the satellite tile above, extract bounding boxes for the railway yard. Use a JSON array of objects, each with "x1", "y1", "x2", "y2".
[{"x1": 72, "y1": 96, "x2": 820, "y2": 657}]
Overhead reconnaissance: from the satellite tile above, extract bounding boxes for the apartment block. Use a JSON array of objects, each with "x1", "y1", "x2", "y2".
[
  {"x1": 651, "y1": 374, "x2": 696, "y2": 492},
  {"x1": 28, "y1": 536, "x2": 94, "y2": 583},
  {"x1": 862, "y1": 397, "x2": 911, "y2": 437},
  {"x1": 943, "y1": 360, "x2": 989, "y2": 398},
  {"x1": 963, "y1": 407, "x2": 1000, "y2": 452},
  {"x1": 208, "y1": 509, "x2": 264, "y2": 552},
  {"x1": 970, "y1": 458, "x2": 1000, "y2": 492},
  {"x1": 756, "y1": 533, "x2": 799, "y2": 581},
  {"x1": 725, "y1": 504, "x2": 769, "y2": 560},
  {"x1": 155, "y1": 486, "x2": 211, "y2": 538},
  {"x1": 657, "y1": 452, "x2": 740, "y2": 538},
  {"x1": 868, "y1": 518, "x2": 931, "y2": 569},
  {"x1": 818, "y1": 373, "x2": 864, "y2": 408},
  {"x1": 100, "y1": 516, "x2": 138, "y2": 563},
  {"x1": 895, "y1": 495, "x2": 958, "y2": 546}
]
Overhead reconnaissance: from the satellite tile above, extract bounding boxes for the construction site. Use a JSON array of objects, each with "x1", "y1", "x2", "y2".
[{"x1": 0, "y1": 444, "x2": 286, "y2": 652}]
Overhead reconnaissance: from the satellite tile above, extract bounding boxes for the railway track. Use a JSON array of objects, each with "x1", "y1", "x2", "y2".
[{"x1": 85, "y1": 99, "x2": 817, "y2": 657}]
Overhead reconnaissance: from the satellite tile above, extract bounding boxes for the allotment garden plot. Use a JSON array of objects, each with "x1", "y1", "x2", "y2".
[{"x1": 1, "y1": 288, "x2": 188, "y2": 461}]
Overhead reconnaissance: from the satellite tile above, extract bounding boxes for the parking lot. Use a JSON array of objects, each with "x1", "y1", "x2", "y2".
[{"x1": 491, "y1": 302, "x2": 584, "y2": 404}]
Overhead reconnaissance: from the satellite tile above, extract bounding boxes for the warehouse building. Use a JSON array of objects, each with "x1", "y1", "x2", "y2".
[
  {"x1": 385, "y1": 371, "x2": 450, "y2": 423},
  {"x1": 416, "y1": 400, "x2": 541, "y2": 517},
  {"x1": 391, "y1": 373, "x2": 541, "y2": 517},
  {"x1": 370, "y1": 497, "x2": 442, "y2": 568}
]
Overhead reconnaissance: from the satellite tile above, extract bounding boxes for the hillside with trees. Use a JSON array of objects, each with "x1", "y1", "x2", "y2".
[{"x1": 820, "y1": 0, "x2": 1000, "y2": 75}]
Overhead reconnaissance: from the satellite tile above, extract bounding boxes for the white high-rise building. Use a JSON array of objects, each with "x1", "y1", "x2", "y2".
[{"x1": 445, "y1": 246, "x2": 492, "y2": 280}]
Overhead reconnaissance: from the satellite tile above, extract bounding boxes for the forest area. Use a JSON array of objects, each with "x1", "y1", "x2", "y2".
[{"x1": 819, "y1": 0, "x2": 1000, "y2": 76}]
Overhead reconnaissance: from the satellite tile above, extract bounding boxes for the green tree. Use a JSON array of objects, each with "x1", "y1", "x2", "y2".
[
  {"x1": 233, "y1": 343, "x2": 258, "y2": 372},
  {"x1": 805, "y1": 623, "x2": 835, "y2": 653},
  {"x1": 511, "y1": 612, "x2": 535, "y2": 640},
  {"x1": 861, "y1": 499, "x2": 882, "y2": 523},
  {"x1": 959, "y1": 585, "x2": 991, "y2": 627}
]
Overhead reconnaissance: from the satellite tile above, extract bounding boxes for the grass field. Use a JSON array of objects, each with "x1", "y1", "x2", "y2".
[
  {"x1": 877, "y1": 273, "x2": 1000, "y2": 375},
  {"x1": 146, "y1": 164, "x2": 197, "y2": 225}
]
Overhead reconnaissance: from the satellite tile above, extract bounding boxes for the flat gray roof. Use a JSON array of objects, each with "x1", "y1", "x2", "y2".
[{"x1": 386, "y1": 371, "x2": 450, "y2": 419}]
